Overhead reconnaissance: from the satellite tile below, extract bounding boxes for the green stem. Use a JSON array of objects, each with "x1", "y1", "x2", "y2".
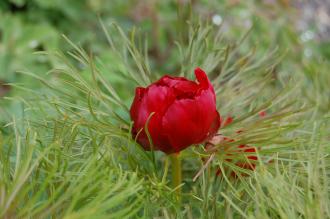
[{"x1": 170, "y1": 153, "x2": 182, "y2": 200}]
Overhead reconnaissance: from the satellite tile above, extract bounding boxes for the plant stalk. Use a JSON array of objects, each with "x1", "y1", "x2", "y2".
[{"x1": 170, "y1": 153, "x2": 182, "y2": 200}]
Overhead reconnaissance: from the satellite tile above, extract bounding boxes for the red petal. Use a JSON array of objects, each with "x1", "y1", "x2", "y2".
[
  {"x1": 259, "y1": 111, "x2": 267, "y2": 117},
  {"x1": 156, "y1": 75, "x2": 190, "y2": 87},
  {"x1": 162, "y1": 89, "x2": 219, "y2": 152},
  {"x1": 222, "y1": 116, "x2": 234, "y2": 127},
  {"x1": 194, "y1": 67, "x2": 210, "y2": 90},
  {"x1": 205, "y1": 111, "x2": 221, "y2": 141},
  {"x1": 157, "y1": 75, "x2": 199, "y2": 99},
  {"x1": 130, "y1": 87, "x2": 146, "y2": 128},
  {"x1": 238, "y1": 145, "x2": 258, "y2": 160},
  {"x1": 130, "y1": 85, "x2": 175, "y2": 152}
]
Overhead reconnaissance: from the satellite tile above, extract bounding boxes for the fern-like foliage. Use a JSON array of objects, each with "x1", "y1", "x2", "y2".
[{"x1": 1, "y1": 6, "x2": 329, "y2": 218}]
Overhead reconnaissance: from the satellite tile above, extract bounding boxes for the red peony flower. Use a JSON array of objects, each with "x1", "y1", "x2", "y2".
[{"x1": 130, "y1": 68, "x2": 221, "y2": 154}]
